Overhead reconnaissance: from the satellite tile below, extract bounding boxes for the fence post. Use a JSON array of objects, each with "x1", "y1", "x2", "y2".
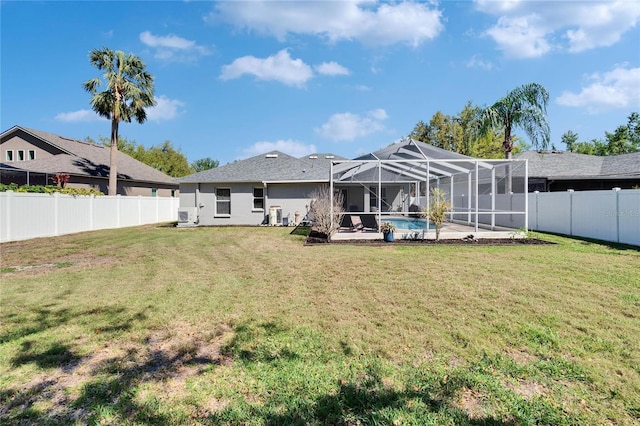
[
  {"x1": 89, "y1": 195, "x2": 94, "y2": 231},
  {"x1": 53, "y1": 192, "x2": 60, "y2": 237},
  {"x1": 614, "y1": 187, "x2": 621, "y2": 243},
  {"x1": 4, "y1": 191, "x2": 12, "y2": 242},
  {"x1": 117, "y1": 195, "x2": 121, "y2": 228},
  {"x1": 568, "y1": 190, "x2": 574, "y2": 236}
]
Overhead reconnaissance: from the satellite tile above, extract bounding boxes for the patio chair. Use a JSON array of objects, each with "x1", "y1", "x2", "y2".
[
  {"x1": 340, "y1": 214, "x2": 363, "y2": 231},
  {"x1": 360, "y1": 214, "x2": 379, "y2": 232}
]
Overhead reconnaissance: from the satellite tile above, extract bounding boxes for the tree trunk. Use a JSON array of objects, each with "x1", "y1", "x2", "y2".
[
  {"x1": 108, "y1": 118, "x2": 118, "y2": 195},
  {"x1": 503, "y1": 130, "x2": 513, "y2": 194}
]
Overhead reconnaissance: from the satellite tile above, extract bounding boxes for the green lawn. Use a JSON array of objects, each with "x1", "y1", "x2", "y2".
[{"x1": 1, "y1": 226, "x2": 639, "y2": 425}]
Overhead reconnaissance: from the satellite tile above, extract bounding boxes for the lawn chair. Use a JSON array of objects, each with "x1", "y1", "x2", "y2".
[
  {"x1": 340, "y1": 214, "x2": 363, "y2": 231},
  {"x1": 360, "y1": 214, "x2": 379, "y2": 232}
]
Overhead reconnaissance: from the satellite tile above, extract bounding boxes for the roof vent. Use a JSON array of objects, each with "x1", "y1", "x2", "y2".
[
  {"x1": 325, "y1": 155, "x2": 335, "y2": 159},
  {"x1": 266, "y1": 154, "x2": 278, "y2": 158},
  {"x1": 308, "y1": 155, "x2": 318, "y2": 159}
]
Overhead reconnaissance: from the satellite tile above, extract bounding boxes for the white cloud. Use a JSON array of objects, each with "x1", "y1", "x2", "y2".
[
  {"x1": 466, "y1": 54, "x2": 494, "y2": 70},
  {"x1": 484, "y1": 15, "x2": 552, "y2": 58},
  {"x1": 146, "y1": 95, "x2": 186, "y2": 121},
  {"x1": 316, "y1": 109, "x2": 388, "y2": 141},
  {"x1": 220, "y1": 49, "x2": 314, "y2": 87},
  {"x1": 209, "y1": 1, "x2": 443, "y2": 47},
  {"x1": 242, "y1": 139, "x2": 317, "y2": 158},
  {"x1": 354, "y1": 85, "x2": 372, "y2": 92},
  {"x1": 315, "y1": 61, "x2": 350, "y2": 76},
  {"x1": 55, "y1": 109, "x2": 106, "y2": 122},
  {"x1": 556, "y1": 65, "x2": 640, "y2": 112},
  {"x1": 140, "y1": 31, "x2": 210, "y2": 62},
  {"x1": 475, "y1": 0, "x2": 640, "y2": 58}
]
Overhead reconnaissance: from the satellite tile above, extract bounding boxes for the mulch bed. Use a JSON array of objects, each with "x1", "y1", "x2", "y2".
[{"x1": 304, "y1": 230, "x2": 555, "y2": 246}]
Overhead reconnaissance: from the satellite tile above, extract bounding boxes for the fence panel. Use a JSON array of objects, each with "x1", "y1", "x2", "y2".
[
  {"x1": 618, "y1": 191, "x2": 640, "y2": 246},
  {"x1": 529, "y1": 189, "x2": 639, "y2": 246},
  {"x1": 0, "y1": 192, "x2": 179, "y2": 243},
  {"x1": 571, "y1": 191, "x2": 617, "y2": 242}
]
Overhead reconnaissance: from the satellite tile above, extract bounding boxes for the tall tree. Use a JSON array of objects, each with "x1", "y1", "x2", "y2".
[
  {"x1": 479, "y1": 83, "x2": 550, "y2": 160},
  {"x1": 192, "y1": 157, "x2": 220, "y2": 172},
  {"x1": 561, "y1": 130, "x2": 579, "y2": 152},
  {"x1": 83, "y1": 48, "x2": 155, "y2": 195}
]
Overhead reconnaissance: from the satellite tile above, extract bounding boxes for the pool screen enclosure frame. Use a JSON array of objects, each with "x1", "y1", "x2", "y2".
[{"x1": 328, "y1": 139, "x2": 529, "y2": 234}]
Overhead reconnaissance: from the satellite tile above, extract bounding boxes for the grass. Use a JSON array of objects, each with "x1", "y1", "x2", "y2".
[{"x1": 1, "y1": 225, "x2": 639, "y2": 425}]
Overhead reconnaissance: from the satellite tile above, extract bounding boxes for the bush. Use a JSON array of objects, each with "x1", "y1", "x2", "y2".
[
  {"x1": 0, "y1": 183, "x2": 103, "y2": 196},
  {"x1": 421, "y1": 188, "x2": 451, "y2": 241},
  {"x1": 308, "y1": 186, "x2": 344, "y2": 241}
]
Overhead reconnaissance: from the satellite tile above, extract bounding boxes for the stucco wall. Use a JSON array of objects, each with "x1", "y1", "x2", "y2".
[{"x1": 179, "y1": 182, "x2": 323, "y2": 226}]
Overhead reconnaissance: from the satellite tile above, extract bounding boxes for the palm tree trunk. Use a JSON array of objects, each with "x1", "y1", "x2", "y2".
[{"x1": 108, "y1": 118, "x2": 118, "y2": 195}]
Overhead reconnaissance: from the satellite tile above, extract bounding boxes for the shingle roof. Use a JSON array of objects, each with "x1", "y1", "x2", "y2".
[
  {"x1": 178, "y1": 151, "x2": 333, "y2": 183},
  {"x1": 1, "y1": 126, "x2": 178, "y2": 185},
  {"x1": 516, "y1": 151, "x2": 640, "y2": 179}
]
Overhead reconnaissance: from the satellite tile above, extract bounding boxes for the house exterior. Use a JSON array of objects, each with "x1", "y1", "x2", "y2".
[
  {"x1": 1, "y1": 126, "x2": 179, "y2": 196},
  {"x1": 178, "y1": 139, "x2": 528, "y2": 231},
  {"x1": 517, "y1": 151, "x2": 640, "y2": 192},
  {"x1": 178, "y1": 151, "x2": 344, "y2": 226}
]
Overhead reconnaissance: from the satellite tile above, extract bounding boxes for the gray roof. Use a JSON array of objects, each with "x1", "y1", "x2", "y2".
[
  {"x1": 179, "y1": 151, "x2": 334, "y2": 183},
  {"x1": 1, "y1": 126, "x2": 178, "y2": 185},
  {"x1": 516, "y1": 151, "x2": 640, "y2": 179}
]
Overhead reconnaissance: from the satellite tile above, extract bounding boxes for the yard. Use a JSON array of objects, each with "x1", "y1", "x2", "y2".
[{"x1": 1, "y1": 226, "x2": 639, "y2": 425}]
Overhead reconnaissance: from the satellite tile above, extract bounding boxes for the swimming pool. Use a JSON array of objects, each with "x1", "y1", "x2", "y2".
[{"x1": 382, "y1": 216, "x2": 435, "y2": 230}]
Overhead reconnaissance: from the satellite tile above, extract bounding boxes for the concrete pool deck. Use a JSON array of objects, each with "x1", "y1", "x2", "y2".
[{"x1": 332, "y1": 221, "x2": 522, "y2": 241}]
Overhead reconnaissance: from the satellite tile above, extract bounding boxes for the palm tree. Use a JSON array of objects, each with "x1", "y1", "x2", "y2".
[
  {"x1": 480, "y1": 83, "x2": 550, "y2": 160},
  {"x1": 83, "y1": 48, "x2": 155, "y2": 195},
  {"x1": 479, "y1": 83, "x2": 550, "y2": 192}
]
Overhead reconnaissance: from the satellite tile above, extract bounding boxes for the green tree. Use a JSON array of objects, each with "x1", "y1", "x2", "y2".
[
  {"x1": 627, "y1": 112, "x2": 640, "y2": 149},
  {"x1": 457, "y1": 101, "x2": 481, "y2": 156},
  {"x1": 561, "y1": 130, "x2": 579, "y2": 152},
  {"x1": 143, "y1": 141, "x2": 193, "y2": 177},
  {"x1": 479, "y1": 83, "x2": 550, "y2": 160},
  {"x1": 83, "y1": 47, "x2": 155, "y2": 195},
  {"x1": 409, "y1": 120, "x2": 429, "y2": 143},
  {"x1": 191, "y1": 157, "x2": 219, "y2": 172}
]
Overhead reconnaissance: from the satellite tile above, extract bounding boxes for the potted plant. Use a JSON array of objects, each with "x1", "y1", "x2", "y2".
[{"x1": 380, "y1": 221, "x2": 396, "y2": 242}]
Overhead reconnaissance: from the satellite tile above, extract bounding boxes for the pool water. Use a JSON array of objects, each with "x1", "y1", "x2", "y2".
[{"x1": 382, "y1": 217, "x2": 435, "y2": 230}]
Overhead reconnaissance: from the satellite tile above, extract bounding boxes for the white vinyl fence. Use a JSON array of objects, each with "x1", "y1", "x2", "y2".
[
  {"x1": 0, "y1": 191, "x2": 179, "y2": 243},
  {"x1": 528, "y1": 189, "x2": 640, "y2": 246}
]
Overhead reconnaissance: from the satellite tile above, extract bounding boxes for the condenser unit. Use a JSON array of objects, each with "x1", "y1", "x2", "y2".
[{"x1": 178, "y1": 207, "x2": 197, "y2": 224}]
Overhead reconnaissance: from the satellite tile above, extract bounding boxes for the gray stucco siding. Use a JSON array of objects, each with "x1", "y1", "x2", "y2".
[{"x1": 265, "y1": 182, "x2": 324, "y2": 225}]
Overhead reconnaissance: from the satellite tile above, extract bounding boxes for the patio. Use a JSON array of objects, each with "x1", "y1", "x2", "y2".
[{"x1": 329, "y1": 139, "x2": 529, "y2": 241}]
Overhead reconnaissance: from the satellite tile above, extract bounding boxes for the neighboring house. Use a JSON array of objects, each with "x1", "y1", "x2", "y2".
[
  {"x1": 1, "y1": 126, "x2": 178, "y2": 196},
  {"x1": 178, "y1": 151, "x2": 344, "y2": 226},
  {"x1": 517, "y1": 151, "x2": 640, "y2": 192}
]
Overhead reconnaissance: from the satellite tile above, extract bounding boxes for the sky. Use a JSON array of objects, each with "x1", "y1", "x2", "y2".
[{"x1": 1, "y1": 1, "x2": 639, "y2": 166}]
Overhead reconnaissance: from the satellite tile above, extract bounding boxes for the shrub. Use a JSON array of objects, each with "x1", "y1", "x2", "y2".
[
  {"x1": 421, "y1": 188, "x2": 451, "y2": 241},
  {"x1": 308, "y1": 186, "x2": 344, "y2": 241},
  {"x1": 0, "y1": 184, "x2": 103, "y2": 196}
]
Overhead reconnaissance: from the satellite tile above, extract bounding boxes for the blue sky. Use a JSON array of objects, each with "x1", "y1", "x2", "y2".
[{"x1": 2, "y1": 1, "x2": 639, "y2": 166}]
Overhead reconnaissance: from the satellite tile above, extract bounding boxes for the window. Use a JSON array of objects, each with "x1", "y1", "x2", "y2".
[
  {"x1": 28, "y1": 150, "x2": 36, "y2": 160},
  {"x1": 370, "y1": 186, "x2": 388, "y2": 209},
  {"x1": 253, "y1": 187, "x2": 264, "y2": 210},
  {"x1": 5, "y1": 150, "x2": 13, "y2": 162},
  {"x1": 17, "y1": 150, "x2": 25, "y2": 161},
  {"x1": 216, "y1": 188, "x2": 231, "y2": 215},
  {"x1": 151, "y1": 188, "x2": 158, "y2": 197}
]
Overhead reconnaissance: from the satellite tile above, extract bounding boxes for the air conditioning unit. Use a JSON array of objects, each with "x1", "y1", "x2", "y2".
[{"x1": 178, "y1": 207, "x2": 197, "y2": 224}]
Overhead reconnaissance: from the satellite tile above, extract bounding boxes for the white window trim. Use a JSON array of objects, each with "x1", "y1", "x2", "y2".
[
  {"x1": 5, "y1": 150, "x2": 13, "y2": 162},
  {"x1": 17, "y1": 150, "x2": 25, "y2": 161},
  {"x1": 215, "y1": 187, "x2": 231, "y2": 217},
  {"x1": 28, "y1": 150, "x2": 36, "y2": 160}
]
